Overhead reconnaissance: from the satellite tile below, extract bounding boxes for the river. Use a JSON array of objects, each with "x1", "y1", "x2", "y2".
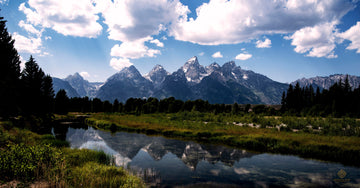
[{"x1": 52, "y1": 124, "x2": 360, "y2": 187}]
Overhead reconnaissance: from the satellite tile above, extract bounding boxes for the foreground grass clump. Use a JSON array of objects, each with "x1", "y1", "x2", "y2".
[
  {"x1": 71, "y1": 162, "x2": 143, "y2": 187},
  {"x1": 0, "y1": 120, "x2": 144, "y2": 187},
  {"x1": 87, "y1": 112, "x2": 360, "y2": 166}
]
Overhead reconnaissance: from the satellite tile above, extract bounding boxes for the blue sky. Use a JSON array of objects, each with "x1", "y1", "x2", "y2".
[{"x1": 1, "y1": 0, "x2": 360, "y2": 83}]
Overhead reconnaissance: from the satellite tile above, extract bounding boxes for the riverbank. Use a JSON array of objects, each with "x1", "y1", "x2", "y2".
[
  {"x1": 0, "y1": 119, "x2": 144, "y2": 187},
  {"x1": 86, "y1": 112, "x2": 360, "y2": 167}
]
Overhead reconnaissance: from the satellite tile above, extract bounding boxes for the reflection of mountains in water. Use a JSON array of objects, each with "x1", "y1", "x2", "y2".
[{"x1": 64, "y1": 127, "x2": 255, "y2": 170}]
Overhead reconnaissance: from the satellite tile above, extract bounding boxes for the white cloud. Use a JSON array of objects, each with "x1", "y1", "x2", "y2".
[
  {"x1": 235, "y1": 53, "x2": 252, "y2": 61},
  {"x1": 150, "y1": 39, "x2": 164, "y2": 47},
  {"x1": 339, "y1": 21, "x2": 360, "y2": 53},
  {"x1": 80, "y1": 71, "x2": 90, "y2": 78},
  {"x1": 212, "y1": 51, "x2": 223, "y2": 58},
  {"x1": 19, "y1": 0, "x2": 102, "y2": 38},
  {"x1": 39, "y1": 51, "x2": 50, "y2": 57},
  {"x1": 198, "y1": 52, "x2": 204, "y2": 56},
  {"x1": 170, "y1": 0, "x2": 355, "y2": 45},
  {"x1": 12, "y1": 32, "x2": 42, "y2": 54},
  {"x1": 110, "y1": 58, "x2": 133, "y2": 71},
  {"x1": 45, "y1": 36, "x2": 52, "y2": 40},
  {"x1": 110, "y1": 38, "x2": 161, "y2": 59},
  {"x1": 285, "y1": 21, "x2": 338, "y2": 58},
  {"x1": 18, "y1": 20, "x2": 42, "y2": 36},
  {"x1": 0, "y1": 0, "x2": 8, "y2": 5},
  {"x1": 92, "y1": 0, "x2": 189, "y2": 42},
  {"x1": 256, "y1": 38, "x2": 272, "y2": 48},
  {"x1": 19, "y1": 55, "x2": 25, "y2": 70}
]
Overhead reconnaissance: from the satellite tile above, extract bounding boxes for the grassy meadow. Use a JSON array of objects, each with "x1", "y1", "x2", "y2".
[
  {"x1": 86, "y1": 112, "x2": 360, "y2": 167},
  {"x1": 0, "y1": 120, "x2": 144, "y2": 187}
]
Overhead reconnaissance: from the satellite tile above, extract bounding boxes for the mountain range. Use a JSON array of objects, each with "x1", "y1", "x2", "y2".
[
  {"x1": 52, "y1": 56, "x2": 360, "y2": 104},
  {"x1": 52, "y1": 73, "x2": 103, "y2": 98},
  {"x1": 292, "y1": 74, "x2": 360, "y2": 90}
]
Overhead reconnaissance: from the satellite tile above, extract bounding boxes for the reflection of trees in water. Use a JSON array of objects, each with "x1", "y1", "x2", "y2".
[{"x1": 130, "y1": 167, "x2": 161, "y2": 186}]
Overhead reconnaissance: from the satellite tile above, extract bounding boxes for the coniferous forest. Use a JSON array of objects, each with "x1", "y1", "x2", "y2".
[{"x1": 281, "y1": 79, "x2": 360, "y2": 117}]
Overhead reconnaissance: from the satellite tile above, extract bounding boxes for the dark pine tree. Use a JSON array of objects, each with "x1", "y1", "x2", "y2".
[
  {"x1": 54, "y1": 89, "x2": 69, "y2": 115},
  {"x1": 0, "y1": 16, "x2": 22, "y2": 118},
  {"x1": 41, "y1": 75, "x2": 55, "y2": 114},
  {"x1": 21, "y1": 56, "x2": 46, "y2": 115}
]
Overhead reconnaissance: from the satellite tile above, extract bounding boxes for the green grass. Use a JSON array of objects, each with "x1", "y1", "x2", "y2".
[
  {"x1": 86, "y1": 112, "x2": 360, "y2": 167},
  {"x1": 0, "y1": 120, "x2": 144, "y2": 187}
]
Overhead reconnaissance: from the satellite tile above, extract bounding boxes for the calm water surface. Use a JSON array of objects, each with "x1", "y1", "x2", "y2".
[{"x1": 53, "y1": 125, "x2": 360, "y2": 187}]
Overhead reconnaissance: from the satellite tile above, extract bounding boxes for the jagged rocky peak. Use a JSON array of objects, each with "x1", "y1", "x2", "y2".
[
  {"x1": 181, "y1": 56, "x2": 207, "y2": 83},
  {"x1": 222, "y1": 61, "x2": 237, "y2": 70},
  {"x1": 66, "y1": 72, "x2": 84, "y2": 81},
  {"x1": 108, "y1": 65, "x2": 143, "y2": 82},
  {"x1": 206, "y1": 62, "x2": 221, "y2": 74},
  {"x1": 181, "y1": 56, "x2": 205, "y2": 74},
  {"x1": 145, "y1": 64, "x2": 169, "y2": 86},
  {"x1": 147, "y1": 64, "x2": 169, "y2": 76},
  {"x1": 121, "y1": 65, "x2": 141, "y2": 76}
]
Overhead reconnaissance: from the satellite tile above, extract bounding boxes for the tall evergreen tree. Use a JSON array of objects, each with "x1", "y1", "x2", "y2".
[
  {"x1": 54, "y1": 89, "x2": 69, "y2": 115},
  {"x1": 21, "y1": 56, "x2": 54, "y2": 116},
  {"x1": 41, "y1": 75, "x2": 55, "y2": 113},
  {"x1": 0, "y1": 16, "x2": 22, "y2": 118}
]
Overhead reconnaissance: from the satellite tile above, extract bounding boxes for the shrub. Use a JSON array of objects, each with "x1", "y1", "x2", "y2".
[{"x1": 0, "y1": 144, "x2": 64, "y2": 182}]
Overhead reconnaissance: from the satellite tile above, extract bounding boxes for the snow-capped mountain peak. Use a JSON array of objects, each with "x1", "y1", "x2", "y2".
[
  {"x1": 144, "y1": 64, "x2": 169, "y2": 87},
  {"x1": 181, "y1": 56, "x2": 207, "y2": 83}
]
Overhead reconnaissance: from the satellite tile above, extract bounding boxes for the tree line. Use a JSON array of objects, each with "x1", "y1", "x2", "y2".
[
  {"x1": 281, "y1": 77, "x2": 360, "y2": 117},
  {"x1": 55, "y1": 94, "x2": 259, "y2": 115}
]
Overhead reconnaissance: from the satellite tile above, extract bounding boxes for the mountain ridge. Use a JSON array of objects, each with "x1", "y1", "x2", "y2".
[
  {"x1": 53, "y1": 57, "x2": 360, "y2": 105},
  {"x1": 96, "y1": 56, "x2": 288, "y2": 104}
]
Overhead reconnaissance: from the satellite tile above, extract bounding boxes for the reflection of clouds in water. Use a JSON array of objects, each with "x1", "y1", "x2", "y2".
[
  {"x1": 80, "y1": 140, "x2": 132, "y2": 166},
  {"x1": 68, "y1": 128, "x2": 132, "y2": 166},
  {"x1": 308, "y1": 173, "x2": 333, "y2": 185},
  {"x1": 234, "y1": 167, "x2": 250, "y2": 175},
  {"x1": 286, "y1": 172, "x2": 335, "y2": 187},
  {"x1": 210, "y1": 169, "x2": 220, "y2": 176}
]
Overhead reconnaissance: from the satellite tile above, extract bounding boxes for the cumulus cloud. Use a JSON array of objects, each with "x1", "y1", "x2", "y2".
[
  {"x1": 18, "y1": 20, "x2": 42, "y2": 36},
  {"x1": 19, "y1": 55, "x2": 26, "y2": 70},
  {"x1": 212, "y1": 51, "x2": 223, "y2": 58},
  {"x1": 19, "y1": 0, "x2": 102, "y2": 38},
  {"x1": 0, "y1": 0, "x2": 8, "y2": 5},
  {"x1": 93, "y1": 0, "x2": 189, "y2": 42},
  {"x1": 12, "y1": 32, "x2": 42, "y2": 54},
  {"x1": 235, "y1": 53, "x2": 252, "y2": 61},
  {"x1": 339, "y1": 21, "x2": 360, "y2": 53},
  {"x1": 91, "y1": 0, "x2": 188, "y2": 71},
  {"x1": 285, "y1": 22, "x2": 338, "y2": 58},
  {"x1": 110, "y1": 58, "x2": 133, "y2": 71},
  {"x1": 170, "y1": 0, "x2": 355, "y2": 47},
  {"x1": 110, "y1": 38, "x2": 161, "y2": 59},
  {"x1": 150, "y1": 39, "x2": 164, "y2": 47},
  {"x1": 256, "y1": 38, "x2": 272, "y2": 48},
  {"x1": 80, "y1": 71, "x2": 90, "y2": 78}
]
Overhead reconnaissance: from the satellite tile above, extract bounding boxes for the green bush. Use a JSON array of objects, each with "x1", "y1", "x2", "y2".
[{"x1": 0, "y1": 144, "x2": 64, "y2": 182}]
